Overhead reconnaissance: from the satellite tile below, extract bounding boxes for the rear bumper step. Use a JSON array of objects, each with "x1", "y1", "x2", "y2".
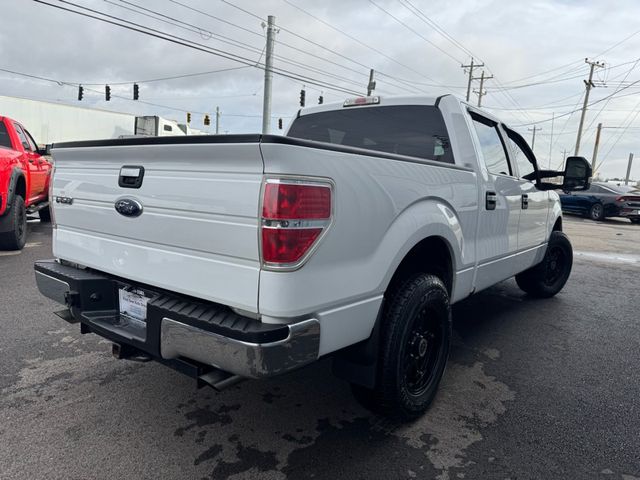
[{"x1": 34, "y1": 260, "x2": 320, "y2": 379}]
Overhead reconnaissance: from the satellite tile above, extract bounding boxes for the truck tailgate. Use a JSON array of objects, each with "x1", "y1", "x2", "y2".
[{"x1": 51, "y1": 140, "x2": 263, "y2": 313}]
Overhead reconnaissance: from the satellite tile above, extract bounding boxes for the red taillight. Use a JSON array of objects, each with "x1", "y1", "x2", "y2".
[
  {"x1": 262, "y1": 228, "x2": 323, "y2": 264},
  {"x1": 261, "y1": 179, "x2": 332, "y2": 268},
  {"x1": 262, "y1": 183, "x2": 331, "y2": 219}
]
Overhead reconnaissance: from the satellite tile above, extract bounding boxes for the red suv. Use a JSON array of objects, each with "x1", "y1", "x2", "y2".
[{"x1": 0, "y1": 116, "x2": 52, "y2": 250}]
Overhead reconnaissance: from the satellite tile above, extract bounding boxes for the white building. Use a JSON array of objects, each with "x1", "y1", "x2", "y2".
[{"x1": 0, "y1": 95, "x2": 135, "y2": 144}]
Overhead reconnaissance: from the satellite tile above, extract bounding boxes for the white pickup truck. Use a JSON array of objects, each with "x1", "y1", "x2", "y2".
[{"x1": 35, "y1": 95, "x2": 591, "y2": 419}]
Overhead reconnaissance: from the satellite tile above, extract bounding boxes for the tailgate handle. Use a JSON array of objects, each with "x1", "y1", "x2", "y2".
[{"x1": 119, "y1": 165, "x2": 145, "y2": 189}]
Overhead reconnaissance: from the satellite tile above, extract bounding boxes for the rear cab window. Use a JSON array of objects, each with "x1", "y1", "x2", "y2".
[{"x1": 287, "y1": 105, "x2": 454, "y2": 164}]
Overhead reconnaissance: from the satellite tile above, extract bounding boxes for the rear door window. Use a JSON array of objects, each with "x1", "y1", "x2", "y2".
[
  {"x1": 287, "y1": 105, "x2": 454, "y2": 164},
  {"x1": 469, "y1": 114, "x2": 512, "y2": 176},
  {"x1": 13, "y1": 123, "x2": 32, "y2": 151},
  {"x1": 0, "y1": 121, "x2": 11, "y2": 149}
]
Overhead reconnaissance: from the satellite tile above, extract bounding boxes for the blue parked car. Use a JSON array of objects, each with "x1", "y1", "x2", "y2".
[{"x1": 560, "y1": 182, "x2": 640, "y2": 223}]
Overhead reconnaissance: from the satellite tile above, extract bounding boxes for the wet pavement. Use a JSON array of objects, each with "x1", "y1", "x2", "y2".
[{"x1": 1, "y1": 217, "x2": 639, "y2": 479}]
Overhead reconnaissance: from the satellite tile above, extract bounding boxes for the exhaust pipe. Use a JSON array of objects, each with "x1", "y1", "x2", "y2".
[{"x1": 198, "y1": 369, "x2": 244, "y2": 391}]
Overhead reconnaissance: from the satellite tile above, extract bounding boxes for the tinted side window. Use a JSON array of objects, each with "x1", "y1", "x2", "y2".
[
  {"x1": 470, "y1": 116, "x2": 511, "y2": 176},
  {"x1": 24, "y1": 129, "x2": 38, "y2": 151},
  {"x1": 287, "y1": 105, "x2": 454, "y2": 164},
  {"x1": 509, "y1": 139, "x2": 536, "y2": 179},
  {"x1": 13, "y1": 123, "x2": 31, "y2": 151},
  {"x1": 0, "y1": 122, "x2": 11, "y2": 149}
]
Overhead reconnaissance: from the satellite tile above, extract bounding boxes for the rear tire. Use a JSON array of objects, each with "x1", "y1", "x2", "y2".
[
  {"x1": 516, "y1": 231, "x2": 573, "y2": 298},
  {"x1": 589, "y1": 203, "x2": 604, "y2": 221},
  {"x1": 350, "y1": 274, "x2": 451, "y2": 420},
  {"x1": 39, "y1": 206, "x2": 51, "y2": 223},
  {"x1": 630, "y1": 218, "x2": 640, "y2": 225},
  {"x1": 0, "y1": 194, "x2": 27, "y2": 250}
]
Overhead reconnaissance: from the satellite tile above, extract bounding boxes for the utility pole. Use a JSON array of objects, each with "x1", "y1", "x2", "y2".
[
  {"x1": 562, "y1": 149, "x2": 568, "y2": 169},
  {"x1": 462, "y1": 58, "x2": 484, "y2": 102},
  {"x1": 548, "y1": 113, "x2": 555, "y2": 168},
  {"x1": 215, "y1": 106, "x2": 220, "y2": 134},
  {"x1": 625, "y1": 153, "x2": 634, "y2": 185},
  {"x1": 261, "y1": 15, "x2": 278, "y2": 134},
  {"x1": 574, "y1": 58, "x2": 604, "y2": 156},
  {"x1": 367, "y1": 69, "x2": 376, "y2": 96},
  {"x1": 591, "y1": 122, "x2": 603, "y2": 172},
  {"x1": 474, "y1": 70, "x2": 494, "y2": 107},
  {"x1": 528, "y1": 126, "x2": 541, "y2": 151}
]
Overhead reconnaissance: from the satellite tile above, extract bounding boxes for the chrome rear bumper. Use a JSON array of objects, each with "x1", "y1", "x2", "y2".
[
  {"x1": 160, "y1": 318, "x2": 320, "y2": 378},
  {"x1": 34, "y1": 259, "x2": 320, "y2": 379}
]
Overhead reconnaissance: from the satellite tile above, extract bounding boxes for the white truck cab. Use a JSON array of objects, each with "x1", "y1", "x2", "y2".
[{"x1": 35, "y1": 95, "x2": 591, "y2": 419}]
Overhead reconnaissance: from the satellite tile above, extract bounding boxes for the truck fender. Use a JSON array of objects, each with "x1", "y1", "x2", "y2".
[
  {"x1": 548, "y1": 192, "x2": 563, "y2": 238},
  {"x1": 376, "y1": 198, "x2": 464, "y2": 295},
  {"x1": 333, "y1": 198, "x2": 464, "y2": 388},
  {"x1": 2, "y1": 168, "x2": 26, "y2": 215}
]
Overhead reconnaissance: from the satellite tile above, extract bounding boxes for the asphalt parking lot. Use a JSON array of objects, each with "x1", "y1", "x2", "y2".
[{"x1": 1, "y1": 216, "x2": 639, "y2": 480}]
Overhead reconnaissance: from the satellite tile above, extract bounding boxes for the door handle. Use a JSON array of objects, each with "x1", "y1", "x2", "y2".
[
  {"x1": 486, "y1": 191, "x2": 497, "y2": 210},
  {"x1": 522, "y1": 194, "x2": 529, "y2": 209}
]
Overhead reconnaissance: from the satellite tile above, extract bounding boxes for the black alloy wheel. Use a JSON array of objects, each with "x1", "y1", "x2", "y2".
[
  {"x1": 403, "y1": 305, "x2": 444, "y2": 397},
  {"x1": 516, "y1": 231, "x2": 573, "y2": 298},
  {"x1": 350, "y1": 273, "x2": 451, "y2": 420}
]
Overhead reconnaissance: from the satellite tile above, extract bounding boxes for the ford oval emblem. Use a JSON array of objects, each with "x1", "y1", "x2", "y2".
[{"x1": 115, "y1": 198, "x2": 143, "y2": 217}]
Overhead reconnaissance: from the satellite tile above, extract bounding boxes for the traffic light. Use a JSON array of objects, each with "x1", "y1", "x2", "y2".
[
  {"x1": 78, "y1": 85, "x2": 84, "y2": 101},
  {"x1": 187, "y1": 112, "x2": 191, "y2": 124},
  {"x1": 299, "y1": 88, "x2": 306, "y2": 107},
  {"x1": 204, "y1": 114, "x2": 210, "y2": 126},
  {"x1": 318, "y1": 95, "x2": 324, "y2": 104},
  {"x1": 133, "y1": 83, "x2": 139, "y2": 100},
  {"x1": 105, "y1": 85, "x2": 111, "y2": 101},
  {"x1": 278, "y1": 118, "x2": 283, "y2": 130}
]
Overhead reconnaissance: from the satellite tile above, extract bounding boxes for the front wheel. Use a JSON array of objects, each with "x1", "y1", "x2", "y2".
[
  {"x1": 630, "y1": 218, "x2": 640, "y2": 225},
  {"x1": 516, "y1": 231, "x2": 573, "y2": 298},
  {"x1": 351, "y1": 274, "x2": 451, "y2": 420}
]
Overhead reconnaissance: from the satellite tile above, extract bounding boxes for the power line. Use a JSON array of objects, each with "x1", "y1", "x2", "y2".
[
  {"x1": 511, "y1": 79, "x2": 640, "y2": 127},
  {"x1": 211, "y1": 0, "x2": 431, "y2": 93},
  {"x1": 275, "y1": 0, "x2": 448, "y2": 87},
  {"x1": 162, "y1": 0, "x2": 424, "y2": 94},
  {"x1": 33, "y1": 0, "x2": 365, "y2": 97},
  {"x1": 0, "y1": 66, "x2": 288, "y2": 120},
  {"x1": 398, "y1": 0, "x2": 475, "y2": 60},
  {"x1": 367, "y1": 0, "x2": 464, "y2": 65},
  {"x1": 580, "y1": 58, "x2": 640, "y2": 145},
  {"x1": 103, "y1": 0, "x2": 385, "y2": 94}
]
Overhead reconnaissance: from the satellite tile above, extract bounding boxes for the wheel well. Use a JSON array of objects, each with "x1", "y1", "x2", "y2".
[
  {"x1": 552, "y1": 217, "x2": 562, "y2": 232},
  {"x1": 332, "y1": 236, "x2": 454, "y2": 388},
  {"x1": 14, "y1": 174, "x2": 26, "y2": 200},
  {"x1": 387, "y1": 236, "x2": 453, "y2": 297}
]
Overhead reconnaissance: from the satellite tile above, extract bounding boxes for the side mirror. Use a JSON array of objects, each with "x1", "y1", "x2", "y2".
[
  {"x1": 562, "y1": 156, "x2": 592, "y2": 191},
  {"x1": 534, "y1": 156, "x2": 592, "y2": 191},
  {"x1": 36, "y1": 144, "x2": 52, "y2": 156}
]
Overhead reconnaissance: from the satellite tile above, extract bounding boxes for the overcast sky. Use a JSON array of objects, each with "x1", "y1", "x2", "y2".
[{"x1": 1, "y1": 0, "x2": 639, "y2": 179}]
